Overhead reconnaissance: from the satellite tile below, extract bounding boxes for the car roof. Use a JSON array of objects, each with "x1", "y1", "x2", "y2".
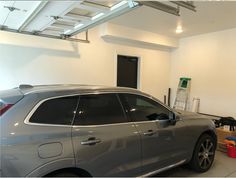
[
  {"x1": 15, "y1": 84, "x2": 172, "y2": 112},
  {"x1": 18, "y1": 84, "x2": 144, "y2": 95}
]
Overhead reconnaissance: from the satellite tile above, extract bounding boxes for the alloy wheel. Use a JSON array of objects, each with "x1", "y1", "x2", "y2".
[{"x1": 197, "y1": 139, "x2": 215, "y2": 169}]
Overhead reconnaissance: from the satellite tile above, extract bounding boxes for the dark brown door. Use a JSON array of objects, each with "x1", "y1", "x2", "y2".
[{"x1": 117, "y1": 55, "x2": 138, "y2": 89}]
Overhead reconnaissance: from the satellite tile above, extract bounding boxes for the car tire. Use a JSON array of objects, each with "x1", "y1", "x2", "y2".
[{"x1": 189, "y1": 134, "x2": 216, "y2": 173}]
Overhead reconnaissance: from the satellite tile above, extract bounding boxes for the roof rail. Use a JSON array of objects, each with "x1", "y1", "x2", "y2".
[{"x1": 19, "y1": 84, "x2": 34, "y2": 89}]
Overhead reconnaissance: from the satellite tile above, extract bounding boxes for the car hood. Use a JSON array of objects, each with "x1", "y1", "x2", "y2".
[{"x1": 174, "y1": 110, "x2": 219, "y2": 121}]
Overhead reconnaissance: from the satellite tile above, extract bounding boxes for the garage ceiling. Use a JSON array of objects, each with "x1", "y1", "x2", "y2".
[
  {"x1": 1, "y1": 1, "x2": 234, "y2": 40},
  {"x1": 0, "y1": 0, "x2": 138, "y2": 40},
  {"x1": 111, "y1": 1, "x2": 236, "y2": 38}
]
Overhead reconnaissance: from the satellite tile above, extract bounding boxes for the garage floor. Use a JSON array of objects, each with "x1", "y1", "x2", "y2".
[{"x1": 156, "y1": 151, "x2": 236, "y2": 177}]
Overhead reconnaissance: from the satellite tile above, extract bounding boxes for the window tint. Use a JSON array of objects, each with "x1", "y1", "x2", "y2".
[
  {"x1": 30, "y1": 97, "x2": 78, "y2": 125},
  {"x1": 74, "y1": 94, "x2": 127, "y2": 125},
  {"x1": 120, "y1": 94, "x2": 171, "y2": 122}
]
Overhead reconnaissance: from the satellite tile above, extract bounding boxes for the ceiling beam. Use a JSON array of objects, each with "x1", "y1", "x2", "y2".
[
  {"x1": 138, "y1": 1, "x2": 180, "y2": 16},
  {"x1": 80, "y1": 1, "x2": 110, "y2": 12},
  {"x1": 52, "y1": 25, "x2": 74, "y2": 30},
  {"x1": 170, "y1": 1, "x2": 196, "y2": 12},
  {"x1": 64, "y1": 13, "x2": 91, "y2": 21},
  {"x1": 47, "y1": 26, "x2": 64, "y2": 32},
  {"x1": 76, "y1": 3, "x2": 110, "y2": 13},
  {"x1": 57, "y1": 18, "x2": 80, "y2": 23}
]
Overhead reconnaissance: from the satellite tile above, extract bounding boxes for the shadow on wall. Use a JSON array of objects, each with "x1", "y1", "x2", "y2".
[
  {"x1": 0, "y1": 42, "x2": 81, "y2": 67},
  {"x1": 0, "y1": 42, "x2": 82, "y2": 90},
  {"x1": 102, "y1": 37, "x2": 172, "y2": 52}
]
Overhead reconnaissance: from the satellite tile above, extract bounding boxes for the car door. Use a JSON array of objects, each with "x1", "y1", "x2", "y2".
[
  {"x1": 71, "y1": 93, "x2": 142, "y2": 177},
  {"x1": 119, "y1": 93, "x2": 189, "y2": 175}
]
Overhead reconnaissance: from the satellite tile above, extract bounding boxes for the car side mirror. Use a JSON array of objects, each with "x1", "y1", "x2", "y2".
[{"x1": 169, "y1": 112, "x2": 177, "y2": 125}]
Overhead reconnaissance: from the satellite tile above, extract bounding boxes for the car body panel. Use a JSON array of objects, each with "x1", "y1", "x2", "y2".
[
  {"x1": 0, "y1": 88, "x2": 23, "y2": 104},
  {"x1": 72, "y1": 123, "x2": 142, "y2": 176},
  {"x1": 135, "y1": 120, "x2": 170, "y2": 173},
  {"x1": 26, "y1": 158, "x2": 76, "y2": 177},
  {"x1": 136, "y1": 119, "x2": 192, "y2": 175},
  {"x1": 0, "y1": 93, "x2": 75, "y2": 177}
]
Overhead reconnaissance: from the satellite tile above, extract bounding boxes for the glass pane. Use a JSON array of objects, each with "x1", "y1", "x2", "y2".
[
  {"x1": 30, "y1": 97, "x2": 78, "y2": 125},
  {"x1": 74, "y1": 94, "x2": 127, "y2": 125},
  {"x1": 121, "y1": 94, "x2": 170, "y2": 122}
]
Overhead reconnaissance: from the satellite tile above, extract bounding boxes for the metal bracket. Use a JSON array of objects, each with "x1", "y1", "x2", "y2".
[
  {"x1": 4, "y1": 6, "x2": 20, "y2": 12},
  {"x1": 0, "y1": 27, "x2": 90, "y2": 43}
]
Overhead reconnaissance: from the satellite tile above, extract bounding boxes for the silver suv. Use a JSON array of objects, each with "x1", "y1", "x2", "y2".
[{"x1": 0, "y1": 85, "x2": 217, "y2": 177}]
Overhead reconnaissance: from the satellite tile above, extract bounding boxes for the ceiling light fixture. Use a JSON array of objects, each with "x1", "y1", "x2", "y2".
[
  {"x1": 92, "y1": 13, "x2": 105, "y2": 20},
  {"x1": 74, "y1": 23, "x2": 84, "y2": 29},
  {"x1": 176, "y1": 25, "x2": 183, "y2": 34},
  {"x1": 110, "y1": 1, "x2": 128, "y2": 11}
]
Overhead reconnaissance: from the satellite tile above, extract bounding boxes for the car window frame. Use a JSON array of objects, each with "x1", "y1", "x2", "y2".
[
  {"x1": 25, "y1": 92, "x2": 130, "y2": 127},
  {"x1": 72, "y1": 93, "x2": 131, "y2": 126},
  {"x1": 118, "y1": 93, "x2": 174, "y2": 123},
  {"x1": 24, "y1": 91, "x2": 174, "y2": 127},
  {"x1": 26, "y1": 96, "x2": 79, "y2": 127}
]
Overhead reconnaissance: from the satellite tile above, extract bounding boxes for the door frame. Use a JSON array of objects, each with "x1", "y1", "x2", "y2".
[{"x1": 114, "y1": 52, "x2": 141, "y2": 90}]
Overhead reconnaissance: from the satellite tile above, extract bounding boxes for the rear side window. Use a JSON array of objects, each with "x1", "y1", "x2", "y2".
[
  {"x1": 74, "y1": 94, "x2": 127, "y2": 125},
  {"x1": 29, "y1": 97, "x2": 78, "y2": 125}
]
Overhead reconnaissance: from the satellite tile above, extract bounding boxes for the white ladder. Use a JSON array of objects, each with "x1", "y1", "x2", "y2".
[{"x1": 173, "y1": 78, "x2": 191, "y2": 111}]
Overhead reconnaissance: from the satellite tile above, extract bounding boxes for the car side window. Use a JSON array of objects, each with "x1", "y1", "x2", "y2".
[
  {"x1": 29, "y1": 97, "x2": 78, "y2": 125},
  {"x1": 73, "y1": 94, "x2": 128, "y2": 125},
  {"x1": 120, "y1": 93, "x2": 171, "y2": 122}
]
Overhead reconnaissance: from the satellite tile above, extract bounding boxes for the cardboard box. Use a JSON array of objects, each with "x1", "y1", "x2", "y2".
[
  {"x1": 217, "y1": 142, "x2": 227, "y2": 153},
  {"x1": 216, "y1": 127, "x2": 236, "y2": 152}
]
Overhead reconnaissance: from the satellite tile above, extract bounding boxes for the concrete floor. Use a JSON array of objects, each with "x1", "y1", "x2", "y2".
[{"x1": 156, "y1": 151, "x2": 236, "y2": 177}]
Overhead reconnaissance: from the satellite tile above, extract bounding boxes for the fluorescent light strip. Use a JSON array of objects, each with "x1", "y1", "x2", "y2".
[
  {"x1": 74, "y1": 23, "x2": 84, "y2": 29},
  {"x1": 128, "y1": 1, "x2": 139, "y2": 8},
  {"x1": 92, "y1": 13, "x2": 105, "y2": 20},
  {"x1": 110, "y1": 1, "x2": 128, "y2": 11},
  {"x1": 64, "y1": 29, "x2": 72, "y2": 34}
]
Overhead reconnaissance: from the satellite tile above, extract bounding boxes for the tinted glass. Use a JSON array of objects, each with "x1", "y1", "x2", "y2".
[
  {"x1": 74, "y1": 94, "x2": 127, "y2": 125},
  {"x1": 121, "y1": 94, "x2": 170, "y2": 122},
  {"x1": 30, "y1": 97, "x2": 78, "y2": 125}
]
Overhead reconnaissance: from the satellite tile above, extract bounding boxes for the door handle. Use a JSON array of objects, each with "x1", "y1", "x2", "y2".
[
  {"x1": 143, "y1": 130, "x2": 155, "y2": 136},
  {"x1": 81, "y1": 137, "x2": 101, "y2": 146}
]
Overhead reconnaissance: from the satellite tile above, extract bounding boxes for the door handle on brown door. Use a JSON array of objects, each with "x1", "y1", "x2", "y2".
[
  {"x1": 143, "y1": 130, "x2": 155, "y2": 136},
  {"x1": 81, "y1": 137, "x2": 101, "y2": 146}
]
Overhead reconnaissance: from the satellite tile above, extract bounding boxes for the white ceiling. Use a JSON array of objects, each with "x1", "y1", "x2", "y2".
[
  {"x1": 1, "y1": 1, "x2": 236, "y2": 39},
  {"x1": 110, "y1": 1, "x2": 236, "y2": 38}
]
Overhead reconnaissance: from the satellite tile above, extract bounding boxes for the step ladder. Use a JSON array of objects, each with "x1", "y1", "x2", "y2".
[{"x1": 173, "y1": 78, "x2": 191, "y2": 111}]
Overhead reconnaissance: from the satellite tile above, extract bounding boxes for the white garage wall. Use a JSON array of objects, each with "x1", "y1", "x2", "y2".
[
  {"x1": 0, "y1": 26, "x2": 171, "y2": 101},
  {"x1": 170, "y1": 28, "x2": 236, "y2": 117}
]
